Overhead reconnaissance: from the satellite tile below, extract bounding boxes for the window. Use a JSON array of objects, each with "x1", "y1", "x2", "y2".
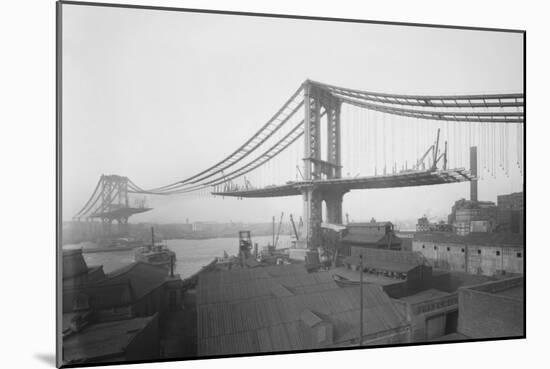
[
  {"x1": 517, "y1": 252, "x2": 522, "y2": 258},
  {"x1": 496, "y1": 251, "x2": 501, "y2": 256},
  {"x1": 477, "y1": 249, "x2": 482, "y2": 255}
]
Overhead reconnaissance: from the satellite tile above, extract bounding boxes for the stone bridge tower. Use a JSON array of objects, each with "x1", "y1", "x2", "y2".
[{"x1": 301, "y1": 80, "x2": 347, "y2": 249}]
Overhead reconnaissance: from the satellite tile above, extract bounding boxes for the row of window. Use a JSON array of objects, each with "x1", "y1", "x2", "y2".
[{"x1": 421, "y1": 244, "x2": 522, "y2": 258}]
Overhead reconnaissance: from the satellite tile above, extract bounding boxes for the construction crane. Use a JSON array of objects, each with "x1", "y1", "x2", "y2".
[
  {"x1": 413, "y1": 128, "x2": 448, "y2": 172},
  {"x1": 289, "y1": 214, "x2": 300, "y2": 241},
  {"x1": 274, "y1": 212, "x2": 284, "y2": 248}
]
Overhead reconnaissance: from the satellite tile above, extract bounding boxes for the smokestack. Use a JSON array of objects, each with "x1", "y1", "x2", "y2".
[{"x1": 470, "y1": 146, "x2": 478, "y2": 202}]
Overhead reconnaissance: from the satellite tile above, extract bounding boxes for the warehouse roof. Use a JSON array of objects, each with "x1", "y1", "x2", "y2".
[
  {"x1": 413, "y1": 232, "x2": 524, "y2": 247},
  {"x1": 197, "y1": 264, "x2": 338, "y2": 305},
  {"x1": 197, "y1": 265, "x2": 408, "y2": 356},
  {"x1": 63, "y1": 315, "x2": 156, "y2": 363}
]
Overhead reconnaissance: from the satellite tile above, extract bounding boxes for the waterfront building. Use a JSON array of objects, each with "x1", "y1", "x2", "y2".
[
  {"x1": 340, "y1": 247, "x2": 432, "y2": 298},
  {"x1": 412, "y1": 232, "x2": 524, "y2": 276},
  {"x1": 340, "y1": 220, "x2": 402, "y2": 254}
]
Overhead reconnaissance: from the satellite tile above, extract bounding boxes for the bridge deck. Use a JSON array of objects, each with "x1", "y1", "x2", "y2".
[
  {"x1": 212, "y1": 169, "x2": 474, "y2": 198},
  {"x1": 90, "y1": 207, "x2": 152, "y2": 219}
]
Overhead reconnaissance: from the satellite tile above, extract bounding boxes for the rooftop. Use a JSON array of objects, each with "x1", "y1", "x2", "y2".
[
  {"x1": 329, "y1": 267, "x2": 399, "y2": 286},
  {"x1": 63, "y1": 315, "x2": 156, "y2": 363},
  {"x1": 197, "y1": 264, "x2": 408, "y2": 356},
  {"x1": 398, "y1": 289, "x2": 452, "y2": 304},
  {"x1": 104, "y1": 261, "x2": 171, "y2": 301},
  {"x1": 462, "y1": 276, "x2": 524, "y2": 301}
]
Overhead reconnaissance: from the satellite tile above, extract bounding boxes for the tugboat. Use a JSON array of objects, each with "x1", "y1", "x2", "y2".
[{"x1": 134, "y1": 227, "x2": 176, "y2": 269}]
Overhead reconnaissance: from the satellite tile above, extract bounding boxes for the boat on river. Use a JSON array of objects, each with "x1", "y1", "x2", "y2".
[{"x1": 134, "y1": 228, "x2": 176, "y2": 269}]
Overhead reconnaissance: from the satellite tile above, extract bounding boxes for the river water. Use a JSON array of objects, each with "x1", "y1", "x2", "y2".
[{"x1": 65, "y1": 234, "x2": 293, "y2": 279}]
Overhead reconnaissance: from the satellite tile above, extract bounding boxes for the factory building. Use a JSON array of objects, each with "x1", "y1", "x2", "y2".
[
  {"x1": 412, "y1": 232, "x2": 524, "y2": 276},
  {"x1": 448, "y1": 199, "x2": 498, "y2": 235}
]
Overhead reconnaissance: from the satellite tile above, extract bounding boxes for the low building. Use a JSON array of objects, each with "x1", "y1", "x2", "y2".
[
  {"x1": 393, "y1": 289, "x2": 458, "y2": 342},
  {"x1": 340, "y1": 220, "x2": 402, "y2": 254},
  {"x1": 341, "y1": 247, "x2": 432, "y2": 298},
  {"x1": 196, "y1": 264, "x2": 410, "y2": 356},
  {"x1": 457, "y1": 276, "x2": 524, "y2": 338},
  {"x1": 412, "y1": 232, "x2": 524, "y2": 276},
  {"x1": 63, "y1": 314, "x2": 160, "y2": 365}
]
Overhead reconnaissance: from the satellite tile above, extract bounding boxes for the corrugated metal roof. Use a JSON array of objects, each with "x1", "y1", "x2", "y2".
[
  {"x1": 197, "y1": 265, "x2": 408, "y2": 356},
  {"x1": 63, "y1": 315, "x2": 156, "y2": 363}
]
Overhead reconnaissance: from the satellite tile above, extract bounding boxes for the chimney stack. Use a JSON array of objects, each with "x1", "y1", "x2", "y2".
[{"x1": 470, "y1": 146, "x2": 478, "y2": 202}]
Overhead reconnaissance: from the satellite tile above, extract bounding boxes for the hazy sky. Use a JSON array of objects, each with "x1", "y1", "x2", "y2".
[{"x1": 62, "y1": 4, "x2": 523, "y2": 224}]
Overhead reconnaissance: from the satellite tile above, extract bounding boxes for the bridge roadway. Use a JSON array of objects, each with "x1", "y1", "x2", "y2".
[
  {"x1": 211, "y1": 168, "x2": 474, "y2": 198},
  {"x1": 90, "y1": 207, "x2": 151, "y2": 220}
]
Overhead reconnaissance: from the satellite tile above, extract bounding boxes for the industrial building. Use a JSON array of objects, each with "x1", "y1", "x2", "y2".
[
  {"x1": 393, "y1": 289, "x2": 458, "y2": 342},
  {"x1": 412, "y1": 232, "x2": 524, "y2": 276},
  {"x1": 448, "y1": 199, "x2": 498, "y2": 235},
  {"x1": 340, "y1": 247, "x2": 432, "y2": 298},
  {"x1": 196, "y1": 264, "x2": 410, "y2": 356}
]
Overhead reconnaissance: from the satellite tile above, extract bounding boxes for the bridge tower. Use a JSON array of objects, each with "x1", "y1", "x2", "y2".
[{"x1": 301, "y1": 81, "x2": 347, "y2": 249}]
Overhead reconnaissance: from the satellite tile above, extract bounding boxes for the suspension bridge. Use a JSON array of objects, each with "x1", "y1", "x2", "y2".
[{"x1": 73, "y1": 79, "x2": 524, "y2": 247}]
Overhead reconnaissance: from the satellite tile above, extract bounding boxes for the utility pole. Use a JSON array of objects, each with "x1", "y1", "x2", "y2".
[{"x1": 359, "y1": 254, "x2": 364, "y2": 346}]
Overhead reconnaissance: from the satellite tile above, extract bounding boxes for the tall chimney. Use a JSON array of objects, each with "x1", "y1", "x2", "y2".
[{"x1": 470, "y1": 146, "x2": 478, "y2": 202}]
